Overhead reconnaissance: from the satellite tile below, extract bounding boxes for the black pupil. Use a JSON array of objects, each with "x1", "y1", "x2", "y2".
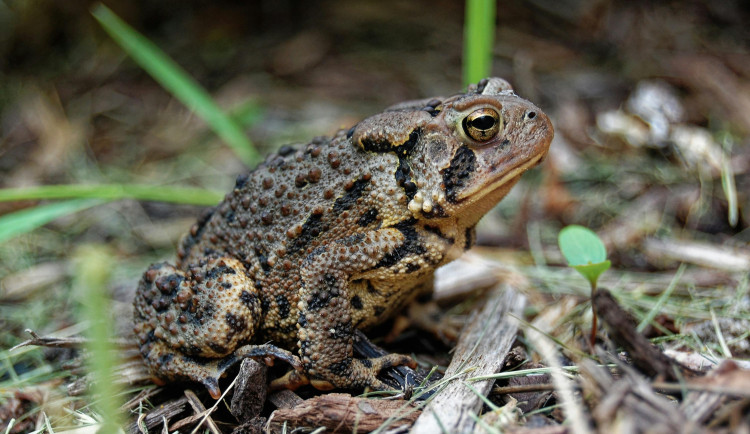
[{"x1": 471, "y1": 115, "x2": 496, "y2": 130}]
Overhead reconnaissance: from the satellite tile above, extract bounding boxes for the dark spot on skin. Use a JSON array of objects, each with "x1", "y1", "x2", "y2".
[
  {"x1": 298, "y1": 313, "x2": 307, "y2": 327},
  {"x1": 143, "y1": 330, "x2": 156, "y2": 345},
  {"x1": 335, "y1": 233, "x2": 366, "y2": 247},
  {"x1": 374, "y1": 306, "x2": 385, "y2": 316},
  {"x1": 158, "y1": 353, "x2": 174, "y2": 366},
  {"x1": 465, "y1": 226, "x2": 476, "y2": 251},
  {"x1": 198, "y1": 301, "x2": 216, "y2": 320},
  {"x1": 225, "y1": 312, "x2": 247, "y2": 342},
  {"x1": 421, "y1": 203, "x2": 447, "y2": 219},
  {"x1": 203, "y1": 248, "x2": 219, "y2": 258},
  {"x1": 501, "y1": 139, "x2": 510, "y2": 148},
  {"x1": 395, "y1": 158, "x2": 417, "y2": 201},
  {"x1": 357, "y1": 208, "x2": 379, "y2": 227},
  {"x1": 178, "y1": 344, "x2": 203, "y2": 357},
  {"x1": 239, "y1": 291, "x2": 258, "y2": 309},
  {"x1": 306, "y1": 245, "x2": 327, "y2": 261},
  {"x1": 347, "y1": 126, "x2": 356, "y2": 139},
  {"x1": 307, "y1": 291, "x2": 331, "y2": 311},
  {"x1": 224, "y1": 210, "x2": 235, "y2": 223},
  {"x1": 323, "y1": 274, "x2": 339, "y2": 291},
  {"x1": 442, "y1": 145, "x2": 477, "y2": 203},
  {"x1": 151, "y1": 297, "x2": 171, "y2": 312},
  {"x1": 405, "y1": 262, "x2": 420, "y2": 273},
  {"x1": 252, "y1": 246, "x2": 271, "y2": 273},
  {"x1": 332, "y1": 177, "x2": 369, "y2": 213},
  {"x1": 276, "y1": 295, "x2": 291, "y2": 319},
  {"x1": 155, "y1": 274, "x2": 183, "y2": 295},
  {"x1": 278, "y1": 145, "x2": 296, "y2": 156},
  {"x1": 205, "y1": 265, "x2": 236, "y2": 280},
  {"x1": 351, "y1": 295, "x2": 363, "y2": 310},
  {"x1": 360, "y1": 358, "x2": 372, "y2": 368},
  {"x1": 360, "y1": 128, "x2": 420, "y2": 156},
  {"x1": 327, "y1": 357, "x2": 352, "y2": 375},
  {"x1": 424, "y1": 225, "x2": 454, "y2": 243},
  {"x1": 235, "y1": 174, "x2": 249, "y2": 189},
  {"x1": 375, "y1": 218, "x2": 425, "y2": 269},
  {"x1": 270, "y1": 156, "x2": 286, "y2": 169},
  {"x1": 258, "y1": 254, "x2": 270, "y2": 273},
  {"x1": 331, "y1": 322, "x2": 352, "y2": 339},
  {"x1": 357, "y1": 128, "x2": 422, "y2": 200},
  {"x1": 288, "y1": 214, "x2": 326, "y2": 254},
  {"x1": 260, "y1": 295, "x2": 271, "y2": 312},
  {"x1": 366, "y1": 280, "x2": 380, "y2": 295},
  {"x1": 209, "y1": 342, "x2": 228, "y2": 355}
]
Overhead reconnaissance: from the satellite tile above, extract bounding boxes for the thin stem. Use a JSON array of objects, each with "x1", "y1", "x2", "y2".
[{"x1": 589, "y1": 281, "x2": 598, "y2": 348}]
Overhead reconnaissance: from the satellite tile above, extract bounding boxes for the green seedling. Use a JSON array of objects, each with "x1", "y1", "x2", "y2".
[{"x1": 558, "y1": 225, "x2": 611, "y2": 346}]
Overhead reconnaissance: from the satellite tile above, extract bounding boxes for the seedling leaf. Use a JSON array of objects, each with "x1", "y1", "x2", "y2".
[
  {"x1": 558, "y1": 225, "x2": 611, "y2": 288},
  {"x1": 571, "y1": 261, "x2": 611, "y2": 288}
]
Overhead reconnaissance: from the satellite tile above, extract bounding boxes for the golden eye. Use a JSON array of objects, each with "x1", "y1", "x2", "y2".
[{"x1": 462, "y1": 108, "x2": 501, "y2": 142}]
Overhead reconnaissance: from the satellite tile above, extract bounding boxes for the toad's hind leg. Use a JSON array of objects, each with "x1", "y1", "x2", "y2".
[
  {"x1": 296, "y1": 228, "x2": 418, "y2": 392},
  {"x1": 133, "y1": 258, "x2": 298, "y2": 398}
]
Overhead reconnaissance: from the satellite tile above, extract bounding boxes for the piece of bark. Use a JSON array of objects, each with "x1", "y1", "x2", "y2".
[
  {"x1": 231, "y1": 417, "x2": 267, "y2": 434},
  {"x1": 230, "y1": 359, "x2": 268, "y2": 422},
  {"x1": 681, "y1": 361, "x2": 750, "y2": 424},
  {"x1": 411, "y1": 283, "x2": 526, "y2": 434},
  {"x1": 432, "y1": 254, "x2": 500, "y2": 302},
  {"x1": 503, "y1": 370, "x2": 554, "y2": 413},
  {"x1": 643, "y1": 238, "x2": 750, "y2": 272},
  {"x1": 581, "y1": 356, "x2": 699, "y2": 433},
  {"x1": 182, "y1": 389, "x2": 221, "y2": 434},
  {"x1": 593, "y1": 288, "x2": 694, "y2": 382},
  {"x1": 126, "y1": 396, "x2": 189, "y2": 434},
  {"x1": 266, "y1": 393, "x2": 419, "y2": 433},
  {"x1": 268, "y1": 389, "x2": 304, "y2": 409}
]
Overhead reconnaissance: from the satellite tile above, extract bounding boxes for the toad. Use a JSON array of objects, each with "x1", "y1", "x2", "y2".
[{"x1": 133, "y1": 77, "x2": 554, "y2": 398}]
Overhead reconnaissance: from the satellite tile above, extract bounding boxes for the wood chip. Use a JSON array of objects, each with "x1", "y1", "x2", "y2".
[
  {"x1": 268, "y1": 389, "x2": 304, "y2": 409},
  {"x1": 230, "y1": 359, "x2": 268, "y2": 423},
  {"x1": 593, "y1": 288, "x2": 683, "y2": 381},
  {"x1": 643, "y1": 238, "x2": 750, "y2": 272},
  {"x1": 266, "y1": 393, "x2": 419, "y2": 433},
  {"x1": 126, "y1": 396, "x2": 188, "y2": 434},
  {"x1": 411, "y1": 282, "x2": 526, "y2": 434}
]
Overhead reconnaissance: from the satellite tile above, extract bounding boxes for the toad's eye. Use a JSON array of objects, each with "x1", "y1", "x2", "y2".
[{"x1": 462, "y1": 108, "x2": 501, "y2": 142}]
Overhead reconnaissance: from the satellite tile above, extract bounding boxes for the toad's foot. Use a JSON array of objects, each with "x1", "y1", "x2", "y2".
[
  {"x1": 270, "y1": 353, "x2": 416, "y2": 392},
  {"x1": 143, "y1": 342, "x2": 304, "y2": 399}
]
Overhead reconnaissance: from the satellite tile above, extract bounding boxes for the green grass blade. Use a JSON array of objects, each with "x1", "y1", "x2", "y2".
[
  {"x1": 636, "y1": 263, "x2": 685, "y2": 333},
  {"x1": 0, "y1": 184, "x2": 223, "y2": 206},
  {"x1": 463, "y1": 0, "x2": 496, "y2": 85},
  {"x1": 0, "y1": 199, "x2": 104, "y2": 244},
  {"x1": 91, "y1": 3, "x2": 259, "y2": 166},
  {"x1": 73, "y1": 245, "x2": 124, "y2": 430}
]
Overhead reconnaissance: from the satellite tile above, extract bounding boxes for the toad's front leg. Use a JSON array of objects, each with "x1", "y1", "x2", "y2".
[{"x1": 296, "y1": 229, "x2": 418, "y2": 391}]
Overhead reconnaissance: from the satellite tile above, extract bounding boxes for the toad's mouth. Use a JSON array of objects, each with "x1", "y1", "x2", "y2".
[{"x1": 456, "y1": 150, "x2": 546, "y2": 205}]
